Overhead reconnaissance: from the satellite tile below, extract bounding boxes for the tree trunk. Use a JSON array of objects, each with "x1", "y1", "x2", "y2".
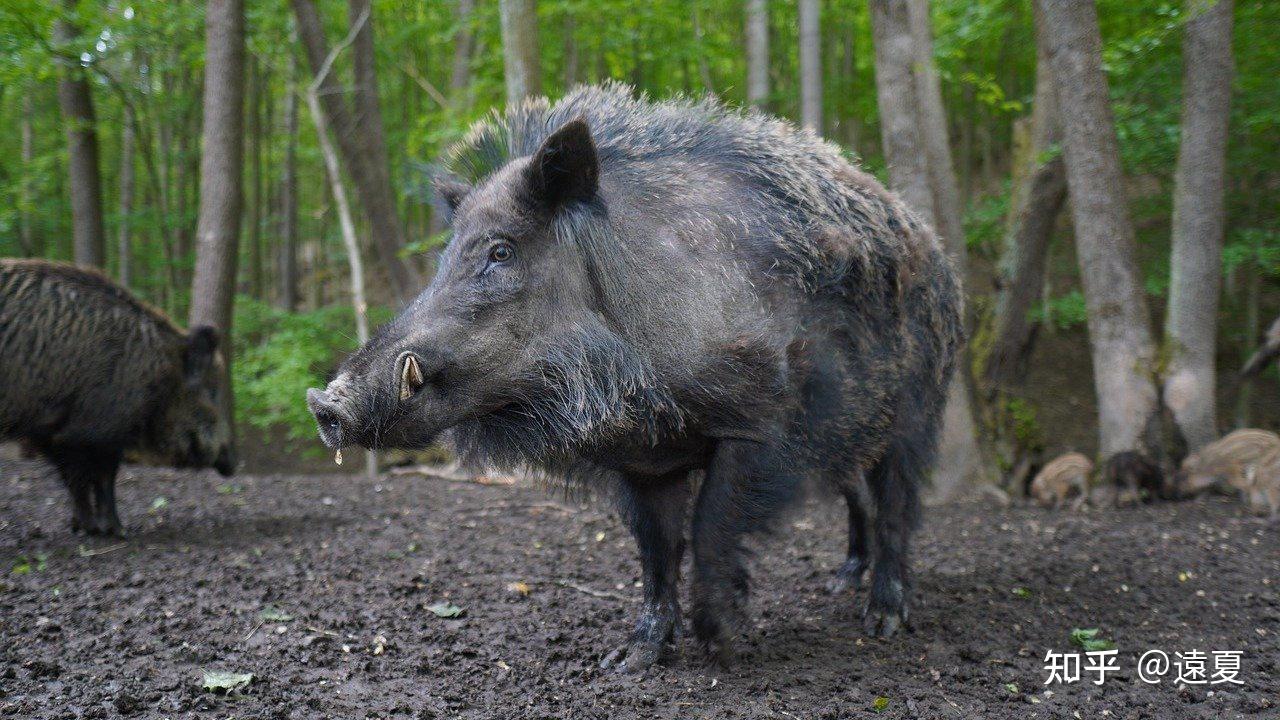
[
  {"x1": 906, "y1": 0, "x2": 965, "y2": 262},
  {"x1": 499, "y1": 0, "x2": 541, "y2": 104},
  {"x1": 798, "y1": 0, "x2": 822, "y2": 133},
  {"x1": 982, "y1": 9, "x2": 1067, "y2": 389},
  {"x1": 1037, "y1": 0, "x2": 1160, "y2": 457},
  {"x1": 247, "y1": 55, "x2": 264, "y2": 299},
  {"x1": 692, "y1": 6, "x2": 715, "y2": 92},
  {"x1": 19, "y1": 87, "x2": 37, "y2": 256},
  {"x1": 292, "y1": 0, "x2": 418, "y2": 304},
  {"x1": 1163, "y1": 0, "x2": 1234, "y2": 450},
  {"x1": 189, "y1": 0, "x2": 246, "y2": 337},
  {"x1": 745, "y1": 0, "x2": 769, "y2": 107},
  {"x1": 54, "y1": 12, "x2": 106, "y2": 268},
  {"x1": 870, "y1": 0, "x2": 984, "y2": 496},
  {"x1": 278, "y1": 49, "x2": 301, "y2": 311},
  {"x1": 118, "y1": 107, "x2": 136, "y2": 287},
  {"x1": 451, "y1": 0, "x2": 476, "y2": 106}
]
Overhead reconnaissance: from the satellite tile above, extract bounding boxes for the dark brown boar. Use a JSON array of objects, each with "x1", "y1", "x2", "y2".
[
  {"x1": 1101, "y1": 451, "x2": 1167, "y2": 507},
  {"x1": 0, "y1": 259, "x2": 235, "y2": 535},
  {"x1": 307, "y1": 84, "x2": 963, "y2": 671}
]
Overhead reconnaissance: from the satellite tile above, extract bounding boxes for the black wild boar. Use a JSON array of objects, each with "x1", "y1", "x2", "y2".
[
  {"x1": 1102, "y1": 450, "x2": 1167, "y2": 507},
  {"x1": 0, "y1": 259, "x2": 235, "y2": 535},
  {"x1": 308, "y1": 85, "x2": 962, "y2": 670}
]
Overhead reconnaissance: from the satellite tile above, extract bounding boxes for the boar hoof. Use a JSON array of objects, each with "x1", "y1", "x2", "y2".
[
  {"x1": 863, "y1": 580, "x2": 909, "y2": 638},
  {"x1": 600, "y1": 640, "x2": 665, "y2": 674},
  {"x1": 827, "y1": 557, "x2": 868, "y2": 594}
]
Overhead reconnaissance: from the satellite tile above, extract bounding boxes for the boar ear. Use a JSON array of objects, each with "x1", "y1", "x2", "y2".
[
  {"x1": 527, "y1": 117, "x2": 598, "y2": 209},
  {"x1": 184, "y1": 325, "x2": 219, "y2": 378},
  {"x1": 432, "y1": 177, "x2": 472, "y2": 222}
]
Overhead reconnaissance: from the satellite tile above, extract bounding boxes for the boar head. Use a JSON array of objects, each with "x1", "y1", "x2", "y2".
[
  {"x1": 151, "y1": 325, "x2": 236, "y2": 475},
  {"x1": 307, "y1": 118, "x2": 668, "y2": 467}
]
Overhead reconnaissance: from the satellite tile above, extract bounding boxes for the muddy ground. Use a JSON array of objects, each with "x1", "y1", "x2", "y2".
[{"x1": 1, "y1": 456, "x2": 1278, "y2": 719}]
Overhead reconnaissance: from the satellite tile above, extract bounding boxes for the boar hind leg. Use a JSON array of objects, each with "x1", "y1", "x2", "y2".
[
  {"x1": 828, "y1": 481, "x2": 872, "y2": 594},
  {"x1": 691, "y1": 439, "x2": 802, "y2": 664},
  {"x1": 602, "y1": 473, "x2": 690, "y2": 673},
  {"x1": 864, "y1": 440, "x2": 924, "y2": 638}
]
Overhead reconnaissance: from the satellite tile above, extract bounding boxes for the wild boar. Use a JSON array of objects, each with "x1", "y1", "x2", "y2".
[
  {"x1": 307, "y1": 85, "x2": 963, "y2": 670},
  {"x1": 1029, "y1": 452, "x2": 1092, "y2": 510},
  {"x1": 1176, "y1": 429, "x2": 1280, "y2": 507},
  {"x1": 0, "y1": 259, "x2": 235, "y2": 536},
  {"x1": 1101, "y1": 450, "x2": 1167, "y2": 507}
]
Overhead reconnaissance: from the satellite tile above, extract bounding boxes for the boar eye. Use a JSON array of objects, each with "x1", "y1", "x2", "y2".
[{"x1": 487, "y1": 242, "x2": 515, "y2": 265}]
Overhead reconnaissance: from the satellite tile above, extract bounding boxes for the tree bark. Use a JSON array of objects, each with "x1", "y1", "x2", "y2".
[
  {"x1": 745, "y1": 0, "x2": 769, "y2": 107},
  {"x1": 1163, "y1": 0, "x2": 1234, "y2": 450},
  {"x1": 19, "y1": 87, "x2": 37, "y2": 257},
  {"x1": 54, "y1": 11, "x2": 106, "y2": 268},
  {"x1": 189, "y1": 0, "x2": 246, "y2": 337},
  {"x1": 906, "y1": 0, "x2": 965, "y2": 262},
  {"x1": 1037, "y1": 0, "x2": 1160, "y2": 457},
  {"x1": 278, "y1": 49, "x2": 301, "y2": 311},
  {"x1": 118, "y1": 107, "x2": 136, "y2": 287},
  {"x1": 499, "y1": 0, "x2": 541, "y2": 104},
  {"x1": 870, "y1": 0, "x2": 984, "y2": 496},
  {"x1": 982, "y1": 9, "x2": 1067, "y2": 389},
  {"x1": 799, "y1": 0, "x2": 822, "y2": 133},
  {"x1": 291, "y1": 0, "x2": 418, "y2": 303},
  {"x1": 247, "y1": 55, "x2": 264, "y2": 298},
  {"x1": 451, "y1": 0, "x2": 476, "y2": 104}
]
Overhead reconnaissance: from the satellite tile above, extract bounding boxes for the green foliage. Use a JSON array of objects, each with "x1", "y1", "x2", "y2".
[
  {"x1": 1030, "y1": 290, "x2": 1088, "y2": 331},
  {"x1": 963, "y1": 181, "x2": 1011, "y2": 257},
  {"x1": 1223, "y1": 229, "x2": 1280, "y2": 277},
  {"x1": 232, "y1": 297, "x2": 392, "y2": 447}
]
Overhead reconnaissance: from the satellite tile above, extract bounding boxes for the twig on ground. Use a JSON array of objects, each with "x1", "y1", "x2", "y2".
[
  {"x1": 555, "y1": 579, "x2": 635, "y2": 602},
  {"x1": 79, "y1": 543, "x2": 128, "y2": 557}
]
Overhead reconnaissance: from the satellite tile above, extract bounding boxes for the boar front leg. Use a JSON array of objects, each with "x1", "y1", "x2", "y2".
[
  {"x1": 89, "y1": 452, "x2": 124, "y2": 536},
  {"x1": 691, "y1": 439, "x2": 801, "y2": 665},
  {"x1": 602, "y1": 472, "x2": 690, "y2": 673},
  {"x1": 46, "y1": 444, "x2": 104, "y2": 535},
  {"x1": 828, "y1": 481, "x2": 872, "y2": 594}
]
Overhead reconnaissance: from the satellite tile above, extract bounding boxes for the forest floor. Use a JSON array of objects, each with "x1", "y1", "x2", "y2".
[{"x1": 1, "y1": 456, "x2": 1278, "y2": 720}]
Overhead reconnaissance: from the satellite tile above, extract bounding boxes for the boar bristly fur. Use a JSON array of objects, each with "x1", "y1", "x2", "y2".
[
  {"x1": 309, "y1": 84, "x2": 963, "y2": 671},
  {"x1": 0, "y1": 259, "x2": 235, "y2": 535}
]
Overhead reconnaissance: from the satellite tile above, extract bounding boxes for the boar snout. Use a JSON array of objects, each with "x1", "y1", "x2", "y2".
[{"x1": 307, "y1": 387, "x2": 354, "y2": 449}]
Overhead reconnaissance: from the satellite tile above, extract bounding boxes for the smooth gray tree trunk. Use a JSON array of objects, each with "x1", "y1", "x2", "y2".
[
  {"x1": 278, "y1": 49, "x2": 301, "y2": 311},
  {"x1": 292, "y1": 0, "x2": 418, "y2": 303},
  {"x1": 1037, "y1": 0, "x2": 1160, "y2": 457},
  {"x1": 1163, "y1": 0, "x2": 1234, "y2": 450},
  {"x1": 189, "y1": 0, "x2": 246, "y2": 336},
  {"x1": 19, "y1": 87, "x2": 36, "y2": 256},
  {"x1": 117, "y1": 107, "x2": 136, "y2": 287},
  {"x1": 799, "y1": 0, "x2": 822, "y2": 132},
  {"x1": 499, "y1": 0, "x2": 541, "y2": 104},
  {"x1": 906, "y1": 0, "x2": 965, "y2": 262},
  {"x1": 451, "y1": 0, "x2": 476, "y2": 101},
  {"x1": 54, "y1": 11, "x2": 106, "y2": 268},
  {"x1": 745, "y1": 0, "x2": 769, "y2": 107}
]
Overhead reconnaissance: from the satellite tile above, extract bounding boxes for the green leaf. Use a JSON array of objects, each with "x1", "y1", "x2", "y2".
[
  {"x1": 11, "y1": 554, "x2": 46, "y2": 575},
  {"x1": 1011, "y1": 587, "x2": 1032, "y2": 599},
  {"x1": 149, "y1": 496, "x2": 169, "y2": 512},
  {"x1": 1070, "y1": 628, "x2": 1116, "y2": 652},
  {"x1": 258, "y1": 605, "x2": 293, "y2": 622},
  {"x1": 426, "y1": 601, "x2": 465, "y2": 618},
  {"x1": 1004, "y1": 682, "x2": 1019, "y2": 694},
  {"x1": 872, "y1": 696, "x2": 890, "y2": 712},
  {"x1": 201, "y1": 670, "x2": 253, "y2": 693}
]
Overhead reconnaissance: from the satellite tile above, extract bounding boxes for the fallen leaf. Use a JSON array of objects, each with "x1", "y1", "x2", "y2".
[
  {"x1": 1005, "y1": 682, "x2": 1019, "y2": 694},
  {"x1": 426, "y1": 601, "x2": 465, "y2": 618},
  {"x1": 506, "y1": 581, "x2": 530, "y2": 596},
  {"x1": 1070, "y1": 628, "x2": 1116, "y2": 652},
  {"x1": 201, "y1": 670, "x2": 253, "y2": 693},
  {"x1": 258, "y1": 605, "x2": 293, "y2": 622},
  {"x1": 149, "y1": 496, "x2": 169, "y2": 512}
]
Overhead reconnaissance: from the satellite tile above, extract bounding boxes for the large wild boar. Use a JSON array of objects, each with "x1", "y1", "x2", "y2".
[
  {"x1": 0, "y1": 259, "x2": 235, "y2": 536},
  {"x1": 308, "y1": 85, "x2": 962, "y2": 670}
]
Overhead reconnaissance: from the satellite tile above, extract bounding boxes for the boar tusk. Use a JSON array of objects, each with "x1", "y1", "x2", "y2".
[{"x1": 399, "y1": 353, "x2": 425, "y2": 401}]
